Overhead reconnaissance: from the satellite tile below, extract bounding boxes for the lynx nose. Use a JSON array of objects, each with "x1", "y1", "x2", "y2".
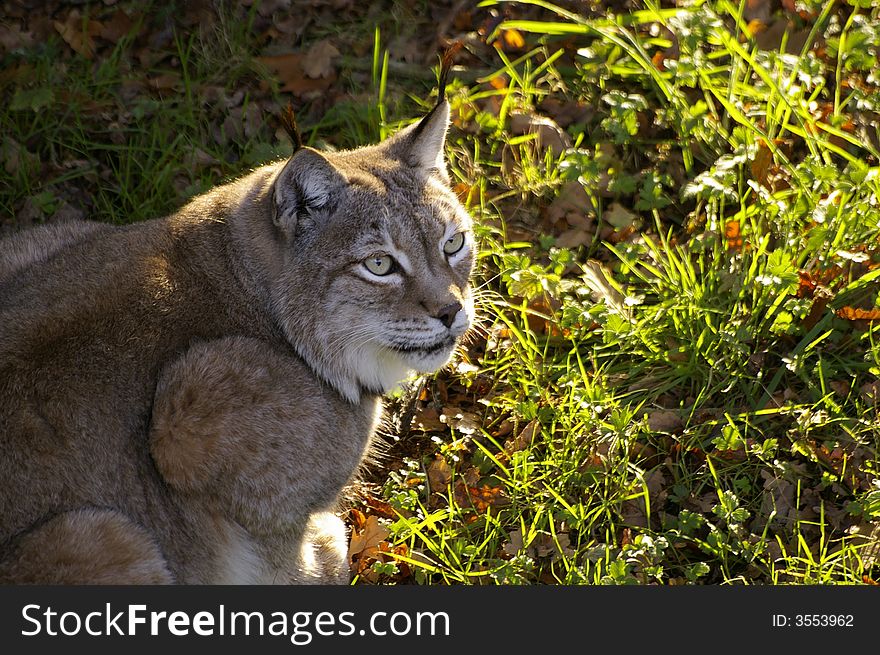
[{"x1": 435, "y1": 302, "x2": 462, "y2": 328}]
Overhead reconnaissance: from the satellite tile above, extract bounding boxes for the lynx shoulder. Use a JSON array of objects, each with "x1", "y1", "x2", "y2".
[{"x1": 0, "y1": 97, "x2": 474, "y2": 584}]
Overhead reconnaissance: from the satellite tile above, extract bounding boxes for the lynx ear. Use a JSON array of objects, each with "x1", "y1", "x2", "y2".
[
  {"x1": 272, "y1": 148, "x2": 346, "y2": 234},
  {"x1": 391, "y1": 99, "x2": 450, "y2": 174}
]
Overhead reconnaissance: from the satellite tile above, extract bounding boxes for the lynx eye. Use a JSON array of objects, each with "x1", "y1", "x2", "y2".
[
  {"x1": 363, "y1": 254, "x2": 396, "y2": 276},
  {"x1": 443, "y1": 232, "x2": 465, "y2": 256}
]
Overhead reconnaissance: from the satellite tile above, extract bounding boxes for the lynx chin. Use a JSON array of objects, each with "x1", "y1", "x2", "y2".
[{"x1": 0, "y1": 96, "x2": 475, "y2": 584}]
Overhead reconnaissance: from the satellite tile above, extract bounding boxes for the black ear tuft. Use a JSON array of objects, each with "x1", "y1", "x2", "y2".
[
  {"x1": 280, "y1": 102, "x2": 304, "y2": 152},
  {"x1": 436, "y1": 41, "x2": 462, "y2": 103}
]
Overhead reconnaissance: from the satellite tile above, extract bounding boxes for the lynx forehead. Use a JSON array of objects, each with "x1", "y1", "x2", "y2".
[{"x1": 0, "y1": 90, "x2": 474, "y2": 584}]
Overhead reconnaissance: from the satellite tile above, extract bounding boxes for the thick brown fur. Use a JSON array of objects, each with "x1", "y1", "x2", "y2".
[{"x1": 0, "y1": 98, "x2": 474, "y2": 584}]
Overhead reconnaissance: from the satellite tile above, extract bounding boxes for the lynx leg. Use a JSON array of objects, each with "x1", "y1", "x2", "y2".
[
  {"x1": 0, "y1": 508, "x2": 173, "y2": 584},
  {"x1": 296, "y1": 511, "x2": 350, "y2": 584}
]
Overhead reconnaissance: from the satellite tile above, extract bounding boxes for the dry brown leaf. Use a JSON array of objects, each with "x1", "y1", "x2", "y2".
[
  {"x1": 441, "y1": 408, "x2": 481, "y2": 435},
  {"x1": 759, "y1": 471, "x2": 797, "y2": 531},
  {"x1": 257, "y1": 53, "x2": 336, "y2": 95},
  {"x1": 454, "y1": 482, "x2": 510, "y2": 513},
  {"x1": 99, "y1": 9, "x2": 134, "y2": 44},
  {"x1": 347, "y1": 515, "x2": 389, "y2": 566},
  {"x1": 365, "y1": 496, "x2": 397, "y2": 519},
  {"x1": 412, "y1": 406, "x2": 445, "y2": 432},
  {"x1": 148, "y1": 73, "x2": 181, "y2": 92},
  {"x1": 1, "y1": 138, "x2": 37, "y2": 176},
  {"x1": 859, "y1": 380, "x2": 880, "y2": 402},
  {"x1": 505, "y1": 418, "x2": 540, "y2": 453},
  {"x1": 0, "y1": 24, "x2": 35, "y2": 54},
  {"x1": 603, "y1": 202, "x2": 639, "y2": 229},
  {"x1": 754, "y1": 19, "x2": 811, "y2": 54},
  {"x1": 491, "y1": 419, "x2": 514, "y2": 439},
  {"x1": 539, "y1": 97, "x2": 593, "y2": 128},
  {"x1": 462, "y1": 466, "x2": 481, "y2": 488},
  {"x1": 647, "y1": 410, "x2": 683, "y2": 433},
  {"x1": 546, "y1": 180, "x2": 593, "y2": 228},
  {"x1": 829, "y1": 380, "x2": 850, "y2": 398},
  {"x1": 502, "y1": 529, "x2": 524, "y2": 556},
  {"x1": 186, "y1": 147, "x2": 221, "y2": 169},
  {"x1": 836, "y1": 306, "x2": 880, "y2": 321},
  {"x1": 54, "y1": 10, "x2": 102, "y2": 59},
  {"x1": 554, "y1": 227, "x2": 593, "y2": 249},
  {"x1": 426, "y1": 454, "x2": 452, "y2": 494},
  {"x1": 256, "y1": 0, "x2": 293, "y2": 17},
  {"x1": 509, "y1": 112, "x2": 572, "y2": 155},
  {"x1": 302, "y1": 40, "x2": 341, "y2": 79},
  {"x1": 846, "y1": 522, "x2": 880, "y2": 570},
  {"x1": 725, "y1": 220, "x2": 743, "y2": 250},
  {"x1": 525, "y1": 297, "x2": 564, "y2": 336},
  {"x1": 750, "y1": 138, "x2": 782, "y2": 189}
]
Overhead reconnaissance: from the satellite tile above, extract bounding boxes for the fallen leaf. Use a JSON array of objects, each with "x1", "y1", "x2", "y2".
[
  {"x1": 554, "y1": 227, "x2": 593, "y2": 249},
  {"x1": 836, "y1": 306, "x2": 880, "y2": 321},
  {"x1": 54, "y1": 10, "x2": 102, "y2": 59},
  {"x1": 546, "y1": 180, "x2": 593, "y2": 229},
  {"x1": 348, "y1": 507, "x2": 367, "y2": 532},
  {"x1": 505, "y1": 418, "x2": 540, "y2": 453},
  {"x1": 829, "y1": 380, "x2": 850, "y2": 398},
  {"x1": 647, "y1": 410, "x2": 683, "y2": 433},
  {"x1": 489, "y1": 75, "x2": 508, "y2": 90},
  {"x1": 426, "y1": 454, "x2": 452, "y2": 494},
  {"x1": 754, "y1": 19, "x2": 811, "y2": 54},
  {"x1": 452, "y1": 181, "x2": 472, "y2": 203},
  {"x1": 750, "y1": 139, "x2": 775, "y2": 188},
  {"x1": 462, "y1": 466, "x2": 481, "y2": 488},
  {"x1": 441, "y1": 408, "x2": 481, "y2": 435},
  {"x1": 504, "y1": 528, "x2": 573, "y2": 561},
  {"x1": 258, "y1": 53, "x2": 336, "y2": 95},
  {"x1": 302, "y1": 40, "x2": 340, "y2": 79},
  {"x1": 539, "y1": 97, "x2": 593, "y2": 128},
  {"x1": 185, "y1": 147, "x2": 221, "y2": 169},
  {"x1": 502, "y1": 529, "x2": 524, "y2": 556},
  {"x1": 758, "y1": 471, "x2": 797, "y2": 531},
  {"x1": 412, "y1": 406, "x2": 446, "y2": 432},
  {"x1": 602, "y1": 202, "x2": 639, "y2": 229},
  {"x1": 257, "y1": 0, "x2": 293, "y2": 17},
  {"x1": 365, "y1": 496, "x2": 397, "y2": 519},
  {"x1": 347, "y1": 515, "x2": 389, "y2": 566},
  {"x1": 0, "y1": 24, "x2": 35, "y2": 53},
  {"x1": 148, "y1": 73, "x2": 181, "y2": 92},
  {"x1": 859, "y1": 380, "x2": 880, "y2": 402},
  {"x1": 454, "y1": 482, "x2": 510, "y2": 513},
  {"x1": 99, "y1": 9, "x2": 134, "y2": 44},
  {"x1": 491, "y1": 418, "x2": 514, "y2": 439},
  {"x1": 509, "y1": 113, "x2": 572, "y2": 154},
  {"x1": 1, "y1": 137, "x2": 38, "y2": 175},
  {"x1": 745, "y1": 19, "x2": 767, "y2": 38}
]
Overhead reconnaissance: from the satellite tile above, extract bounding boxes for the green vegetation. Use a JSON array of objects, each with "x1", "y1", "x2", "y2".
[{"x1": 2, "y1": 0, "x2": 878, "y2": 584}]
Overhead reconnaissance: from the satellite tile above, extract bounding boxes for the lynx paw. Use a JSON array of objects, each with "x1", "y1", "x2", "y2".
[{"x1": 296, "y1": 512, "x2": 350, "y2": 584}]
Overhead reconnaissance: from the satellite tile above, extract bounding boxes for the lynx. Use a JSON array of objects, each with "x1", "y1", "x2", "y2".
[{"x1": 0, "y1": 94, "x2": 474, "y2": 584}]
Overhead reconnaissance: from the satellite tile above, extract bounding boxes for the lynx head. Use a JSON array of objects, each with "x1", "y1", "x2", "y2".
[{"x1": 266, "y1": 99, "x2": 475, "y2": 403}]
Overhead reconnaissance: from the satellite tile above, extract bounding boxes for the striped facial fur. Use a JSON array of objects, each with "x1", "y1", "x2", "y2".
[{"x1": 268, "y1": 100, "x2": 475, "y2": 403}]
